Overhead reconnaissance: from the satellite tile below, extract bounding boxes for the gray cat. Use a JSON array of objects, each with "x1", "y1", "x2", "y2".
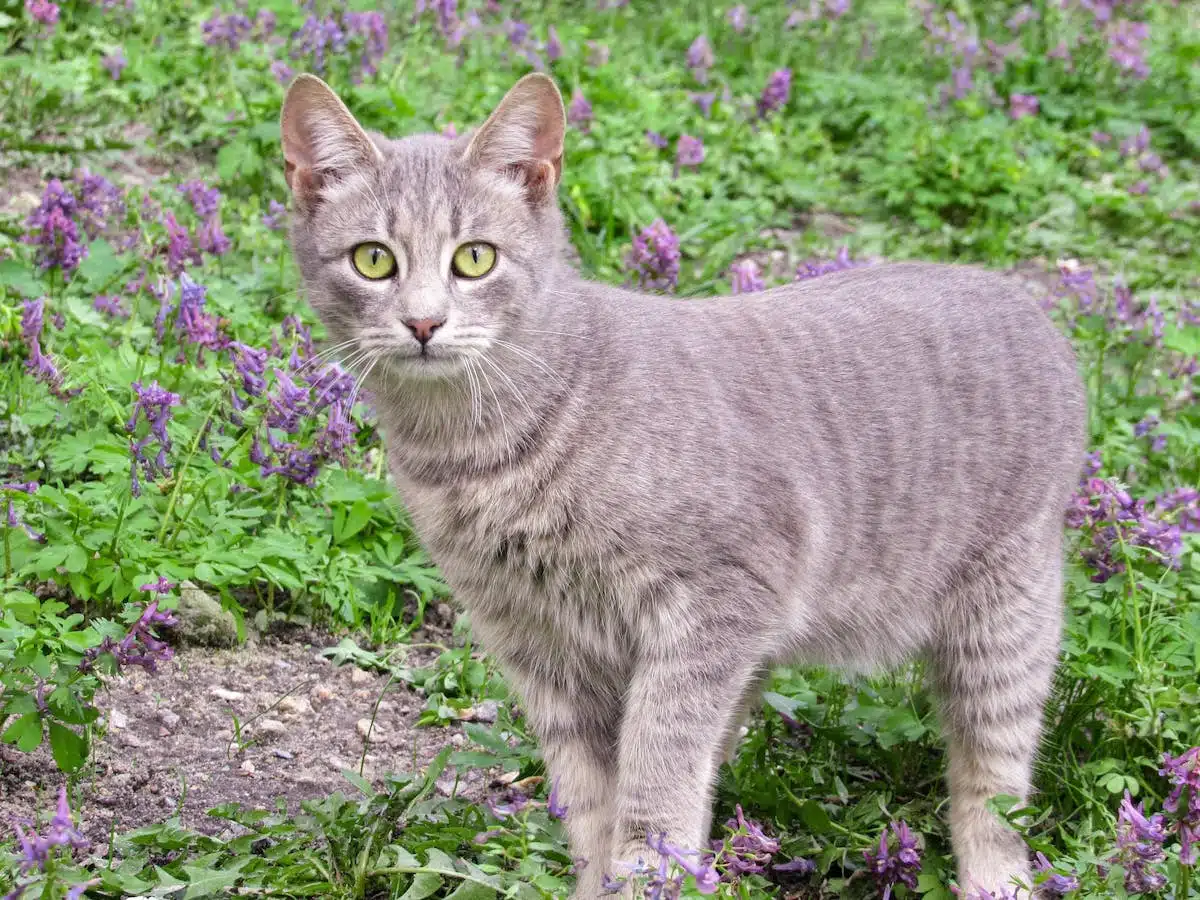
[{"x1": 280, "y1": 72, "x2": 1086, "y2": 899}]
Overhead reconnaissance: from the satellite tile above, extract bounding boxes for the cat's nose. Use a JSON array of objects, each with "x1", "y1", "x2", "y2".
[{"x1": 403, "y1": 317, "x2": 445, "y2": 345}]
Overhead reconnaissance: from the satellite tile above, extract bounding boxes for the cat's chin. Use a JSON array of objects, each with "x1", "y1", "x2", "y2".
[{"x1": 379, "y1": 353, "x2": 472, "y2": 382}]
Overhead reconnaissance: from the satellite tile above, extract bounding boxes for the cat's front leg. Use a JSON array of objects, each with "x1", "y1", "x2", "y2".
[
  {"x1": 606, "y1": 613, "x2": 769, "y2": 889},
  {"x1": 504, "y1": 669, "x2": 623, "y2": 899}
]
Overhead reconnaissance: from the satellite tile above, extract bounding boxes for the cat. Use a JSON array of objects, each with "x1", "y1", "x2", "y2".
[{"x1": 280, "y1": 72, "x2": 1086, "y2": 898}]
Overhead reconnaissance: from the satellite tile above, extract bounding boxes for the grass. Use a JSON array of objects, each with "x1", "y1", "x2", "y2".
[{"x1": 1, "y1": 0, "x2": 1198, "y2": 898}]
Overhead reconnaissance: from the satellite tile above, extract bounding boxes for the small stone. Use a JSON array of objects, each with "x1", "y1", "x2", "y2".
[
  {"x1": 356, "y1": 718, "x2": 384, "y2": 743},
  {"x1": 278, "y1": 694, "x2": 313, "y2": 718},
  {"x1": 214, "y1": 728, "x2": 233, "y2": 742},
  {"x1": 310, "y1": 685, "x2": 334, "y2": 707},
  {"x1": 211, "y1": 687, "x2": 245, "y2": 702},
  {"x1": 273, "y1": 749, "x2": 294, "y2": 760},
  {"x1": 450, "y1": 732, "x2": 466, "y2": 747},
  {"x1": 256, "y1": 719, "x2": 286, "y2": 742},
  {"x1": 240, "y1": 759, "x2": 255, "y2": 776},
  {"x1": 435, "y1": 776, "x2": 459, "y2": 797},
  {"x1": 350, "y1": 668, "x2": 372, "y2": 685},
  {"x1": 118, "y1": 732, "x2": 144, "y2": 749},
  {"x1": 157, "y1": 709, "x2": 181, "y2": 730},
  {"x1": 108, "y1": 709, "x2": 129, "y2": 730},
  {"x1": 111, "y1": 773, "x2": 132, "y2": 788},
  {"x1": 473, "y1": 700, "x2": 500, "y2": 723},
  {"x1": 274, "y1": 659, "x2": 293, "y2": 670},
  {"x1": 173, "y1": 581, "x2": 239, "y2": 648},
  {"x1": 436, "y1": 603, "x2": 453, "y2": 621}
]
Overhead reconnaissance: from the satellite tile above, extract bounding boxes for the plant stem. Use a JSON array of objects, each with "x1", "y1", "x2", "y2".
[
  {"x1": 156, "y1": 400, "x2": 219, "y2": 544},
  {"x1": 107, "y1": 493, "x2": 130, "y2": 559}
]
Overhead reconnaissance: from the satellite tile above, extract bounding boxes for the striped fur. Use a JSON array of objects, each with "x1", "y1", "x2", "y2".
[{"x1": 282, "y1": 74, "x2": 1087, "y2": 898}]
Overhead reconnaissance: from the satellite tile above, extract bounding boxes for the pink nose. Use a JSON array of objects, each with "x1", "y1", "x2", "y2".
[{"x1": 404, "y1": 317, "x2": 444, "y2": 345}]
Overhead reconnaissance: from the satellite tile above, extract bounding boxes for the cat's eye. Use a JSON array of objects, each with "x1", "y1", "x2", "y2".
[
  {"x1": 351, "y1": 242, "x2": 397, "y2": 280},
  {"x1": 451, "y1": 242, "x2": 497, "y2": 279}
]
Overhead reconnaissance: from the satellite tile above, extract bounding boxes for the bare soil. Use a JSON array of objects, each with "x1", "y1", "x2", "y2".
[{"x1": 0, "y1": 629, "x2": 487, "y2": 850}]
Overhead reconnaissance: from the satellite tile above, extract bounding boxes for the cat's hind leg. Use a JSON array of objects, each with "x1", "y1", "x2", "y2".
[{"x1": 930, "y1": 538, "x2": 1064, "y2": 899}]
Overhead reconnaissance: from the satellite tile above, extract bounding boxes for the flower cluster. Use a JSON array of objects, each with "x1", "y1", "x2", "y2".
[
  {"x1": 175, "y1": 274, "x2": 229, "y2": 358},
  {"x1": 1107, "y1": 19, "x2": 1150, "y2": 78},
  {"x1": 343, "y1": 11, "x2": 389, "y2": 78},
  {"x1": 729, "y1": 259, "x2": 764, "y2": 294},
  {"x1": 796, "y1": 245, "x2": 866, "y2": 280},
  {"x1": 676, "y1": 135, "x2": 704, "y2": 169},
  {"x1": 626, "y1": 220, "x2": 681, "y2": 292},
  {"x1": 12, "y1": 787, "x2": 88, "y2": 876},
  {"x1": 1160, "y1": 747, "x2": 1200, "y2": 865},
  {"x1": 484, "y1": 786, "x2": 529, "y2": 819},
  {"x1": 79, "y1": 587, "x2": 178, "y2": 674},
  {"x1": 25, "y1": 0, "x2": 59, "y2": 31},
  {"x1": 717, "y1": 805, "x2": 780, "y2": 876},
  {"x1": 567, "y1": 90, "x2": 593, "y2": 130},
  {"x1": 262, "y1": 200, "x2": 287, "y2": 231},
  {"x1": 864, "y1": 820, "x2": 921, "y2": 900},
  {"x1": 758, "y1": 68, "x2": 791, "y2": 117},
  {"x1": 292, "y1": 14, "x2": 346, "y2": 74},
  {"x1": 3, "y1": 481, "x2": 43, "y2": 543},
  {"x1": 1108, "y1": 792, "x2": 1168, "y2": 893},
  {"x1": 1009, "y1": 93, "x2": 1039, "y2": 120},
  {"x1": 23, "y1": 180, "x2": 86, "y2": 275},
  {"x1": 177, "y1": 180, "x2": 230, "y2": 258},
  {"x1": 1032, "y1": 852, "x2": 1080, "y2": 895},
  {"x1": 126, "y1": 381, "x2": 181, "y2": 498},
  {"x1": 686, "y1": 35, "x2": 713, "y2": 82},
  {"x1": 101, "y1": 48, "x2": 127, "y2": 79},
  {"x1": 1066, "y1": 477, "x2": 1183, "y2": 581}
]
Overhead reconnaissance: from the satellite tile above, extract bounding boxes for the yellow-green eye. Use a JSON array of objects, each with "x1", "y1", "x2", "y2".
[
  {"x1": 451, "y1": 242, "x2": 497, "y2": 279},
  {"x1": 351, "y1": 243, "x2": 396, "y2": 280}
]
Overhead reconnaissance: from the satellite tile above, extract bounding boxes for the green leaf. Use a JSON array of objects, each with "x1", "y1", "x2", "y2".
[
  {"x1": 335, "y1": 499, "x2": 373, "y2": 543},
  {"x1": 180, "y1": 860, "x2": 246, "y2": 898},
  {"x1": 78, "y1": 238, "x2": 124, "y2": 286},
  {"x1": 217, "y1": 140, "x2": 263, "y2": 181},
  {"x1": 48, "y1": 722, "x2": 88, "y2": 772},
  {"x1": 444, "y1": 879, "x2": 496, "y2": 900},
  {"x1": 399, "y1": 872, "x2": 444, "y2": 900},
  {"x1": 0, "y1": 258, "x2": 45, "y2": 296},
  {"x1": 2, "y1": 712, "x2": 44, "y2": 752}
]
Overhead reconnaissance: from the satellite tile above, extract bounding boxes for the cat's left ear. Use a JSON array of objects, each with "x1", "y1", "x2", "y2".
[
  {"x1": 465, "y1": 73, "x2": 565, "y2": 205},
  {"x1": 281, "y1": 74, "x2": 382, "y2": 213}
]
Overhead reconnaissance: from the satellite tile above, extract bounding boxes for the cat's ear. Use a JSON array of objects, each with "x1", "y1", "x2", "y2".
[
  {"x1": 465, "y1": 73, "x2": 565, "y2": 205},
  {"x1": 281, "y1": 74, "x2": 382, "y2": 212}
]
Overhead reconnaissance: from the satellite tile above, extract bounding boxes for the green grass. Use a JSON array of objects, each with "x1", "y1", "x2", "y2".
[{"x1": 1, "y1": 0, "x2": 1198, "y2": 898}]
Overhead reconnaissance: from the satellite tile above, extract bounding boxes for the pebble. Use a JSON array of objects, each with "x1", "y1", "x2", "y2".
[
  {"x1": 111, "y1": 773, "x2": 132, "y2": 788},
  {"x1": 473, "y1": 700, "x2": 500, "y2": 724},
  {"x1": 240, "y1": 759, "x2": 256, "y2": 776},
  {"x1": 278, "y1": 694, "x2": 313, "y2": 718},
  {"x1": 256, "y1": 718, "x2": 286, "y2": 741},
  {"x1": 157, "y1": 709, "x2": 181, "y2": 730},
  {"x1": 356, "y1": 718, "x2": 384, "y2": 743},
  {"x1": 210, "y1": 687, "x2": 245, "y2": 702},
  {"x1": 350, "y1": 668, "x2": 372, "y2": 685},
  {"x1": 450, "y1": 733, "x2": 466, "y2": 747},
  {"x1": 108, "y1": 709, "x2": 129, "y2": 730},
  {"x1": 309, "y1": 685, "x2": 335, "y2": 707},
  {"x1": 273, "y1": 749, "x2": 294, "y2": 760}
]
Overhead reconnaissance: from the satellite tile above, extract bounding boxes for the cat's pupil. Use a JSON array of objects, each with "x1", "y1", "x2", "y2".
[
  {"x1": 471, "y1": 247, "x2": 480, "y2": 263},
  {"x1": 371, "y1": 248, "x2": 381, "y2": 265}
]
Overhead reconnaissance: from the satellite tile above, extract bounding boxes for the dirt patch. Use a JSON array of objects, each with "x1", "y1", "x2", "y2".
[{"x1": 0, "y1": 633, "x2": 492, "y2": 850}]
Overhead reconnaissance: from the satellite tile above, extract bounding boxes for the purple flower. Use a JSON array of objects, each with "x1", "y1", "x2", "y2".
[
  {"x1": 1093, "y1": 130, "x2": 1112, "y2": 145},
  {"x1": 1009, "y1": 93, "x2": 1039, "y2": 120},
  {"x1": 718, "y1": 806, "x2": 780, "y2": 877},
  {"x1": 262, "y1": 200, "x2": 287, "y2": 230},
  {"x1": 23, "y1": 180, "x2": 87, "y2": 274},
  {"x1": 202, "y1": 11, "x2": 253, "y2": 51},
  {"x1": 176, "y1": 273, "x2": 227, "y2": 355},
  {"x1": 74, "y1": 169, "x2": 124, "y2": 240},
  {"x1": 1108, "y1": 20, "x2": 1150, "y2": 78},
  {"x1": 1048, "y1": 41, "x2": 1073, "y2": 67},
  {"x1": 292, "y1": 15, "x2": 347, "y2": 74},
  {"x1": 79, "y1": 599, "x2": 177, "y2": 674},
  {"x1": 1127, "y1": 180, "x2": 1149, "y2": 196},
  {"x1": 1156, "y1": 488, "x2": 1200, "y2": 533},
  {"x1": 19, "y1": 298, "x2": 68, "y2": 397},
  {"x1": 140, "y1": 576, "x2": 175, "y2": 594},
  {"x1": 626, "y1": 219, "x2": 681, "y2": 292},
  {"x1": 101, "y1": 48, "x2": 127, "y2": 79},
  {"x1": 796, "y1": 245, "x2": 865, "y2": 280},
  {"x1": 1160, "y1": 747, "x2": 1200, "y2": 865},
  {"x1": 773, "y1": 857, "x2": 816, "y2": 875},
  {"x1": 1033, "y1": 852, "x2": 1079, "y2": 895},
  {"x1": 687, "y1": 34, "x2": 714, "y2": 82},
  {"x1": 645, "y1": 130, "x2": 668, "y2": 149},
  {"x1": 254, "y1": 8, "x2": 276, "y2": 37},
  {"x1": 178, "y1": 180, "x2": 221, "y2": 220},
  {"x1": 676, "y1": 134, "x2": 704, "y2": 169},
  {"x1": 729, "y1": 259, "x2": 764, "y2": 294},
  {"x1": 647, "y1": 833, "x2": 719, "y2": 894},
  {"x1": 586, "y1": 41, "x2": 609, "y2": 67},
  {"x1": 13, "y1": 787, "x2": 88, "y2": 876},
  {"x1": 197, "y1": 216, "x2": 231, "y2": 256},
  {"x1": 545, "y1": 25, "x2": 563, "y2": 60},
  {"x1": 93, "y1": 294, "x2": 128, "y2": 318},
  {"x1": 548, "y1": 777, "x2": 569, "y2": 819},
  {"x1": 864, "y1": 821, "x2": 921, "y2": 900},
  {"x1": 25, "y1": 0, "x2": 58, "y2": 29},
  {"x1": 126, "y1": 380, "x2": 181, "y2": 496},
  {"x1": 344, "y1": 10, "x2": 388, "y2": 76},
  {"x1": 486, "y1": 788, "x2": 529, "y2": 819},
  {"x1": 4, "y1": 481, "x2": 43, "y2": 542},
  {"x1": 1120, "y1": 126, "x2": 1151, "y2": 158},
  {"x1": 1006, "y1": 4, "x2": 1038, "y2": 29},
  {"x1": 504, "y1": 18, "x2": 529, "y2": 45},
  {"x1": 1109, "y1": 792, "x2": 1167, "y2": 893},
  {"x1": 567, "y1": 90, "x2": 593, "y2": 130},
  {"x1": 684, "y1": 93, "x2": 715, "y2": 119},
  {"x1": 271, "y1": 59, "x2": 295, "y2": 84},
  {"x1": 758, "y1": 68, "x2": 792, "y2": 118},
  {"x1": 726, "y1": 5, "x2": 748, "y2": 32},
  {"x1": 1068, "y1": 478, "x2": 1183, "y2": 580},
  {"x1": 164, "y1": 211, "x2": 201, "y2": 274}
]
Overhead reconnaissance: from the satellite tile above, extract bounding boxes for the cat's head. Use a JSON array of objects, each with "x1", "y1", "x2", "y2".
[{"x1": 280, "y1": 73, "x2": 569, "y2": 380}]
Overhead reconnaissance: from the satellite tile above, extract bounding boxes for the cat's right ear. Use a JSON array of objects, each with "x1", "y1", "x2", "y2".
[
  {"x1": 464, "y1": 73, "x2": 565, "y2": 206},
  {"x1": 280, "y1": 74, "x2": 382, "y2": 213}
]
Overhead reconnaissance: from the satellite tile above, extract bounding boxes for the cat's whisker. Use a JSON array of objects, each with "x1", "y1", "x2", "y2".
[
  {"x1": 472, "y1": 354, "x2": 510, "y2": 447},
  {"x1": 463, "y1": 357, "x2": 484, "y2": 431},
  {"x1": 476, "y1": 352, "x2": 535, "y2": 424},
  {"x1": 490, "y1": 338, "x2": 570, "y2": 389}
]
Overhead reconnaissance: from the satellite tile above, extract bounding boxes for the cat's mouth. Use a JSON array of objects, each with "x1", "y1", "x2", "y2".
[{"x1": 379, "y1": 346, "x2": 473, "y2": 380}]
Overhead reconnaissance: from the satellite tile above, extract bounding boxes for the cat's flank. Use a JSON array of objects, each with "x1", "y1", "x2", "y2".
[{"x1": 280, "y1": 73, "x2": 1086, "y2": 898}]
